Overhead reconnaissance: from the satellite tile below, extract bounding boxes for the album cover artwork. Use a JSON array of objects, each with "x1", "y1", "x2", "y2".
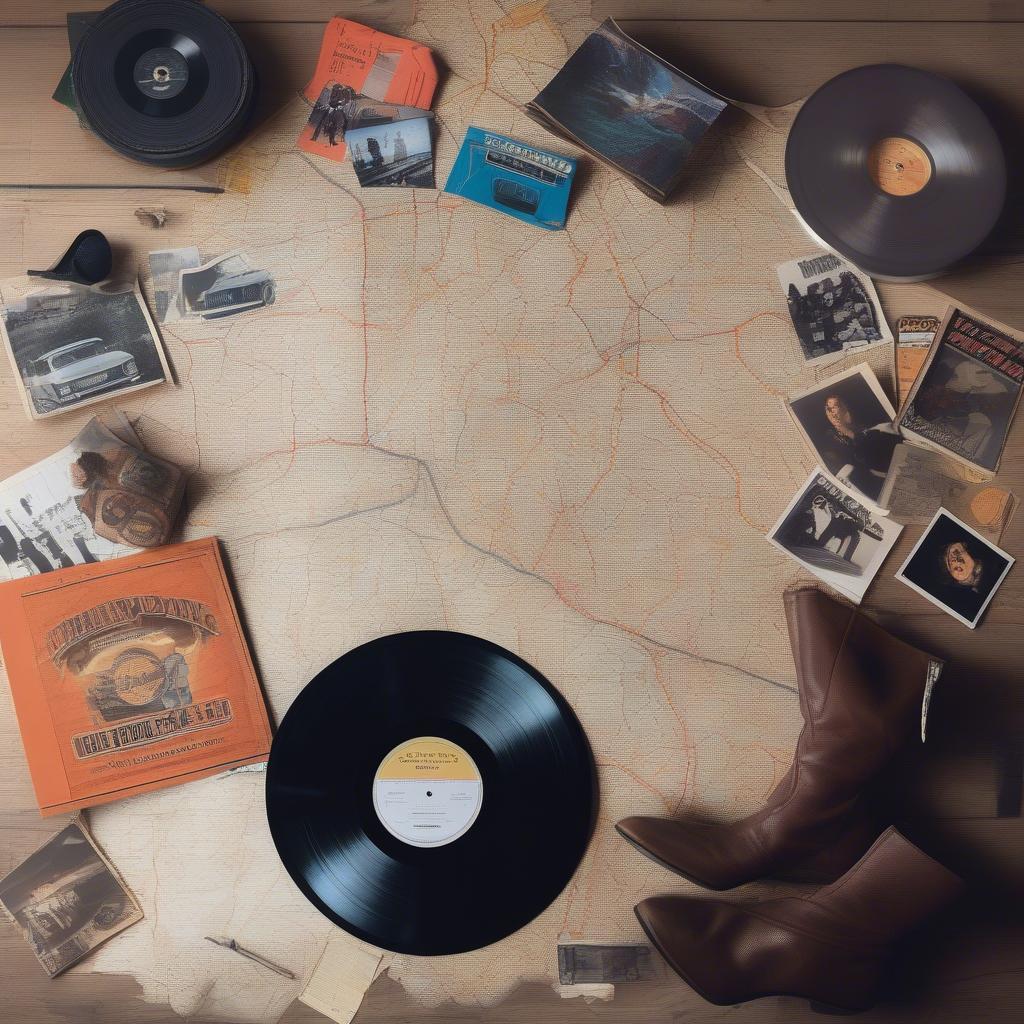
[
  {"x1": 896, "y1": 315, "x2": 939, "y2": 406},
  {"x1": 767, "y1": 468, "x2": 902, "y2": 603},
  {"x1": 898, "y1": 304, "x2": 1024, "y2": 476},
  {"x1": 524, "y1": 19, "x2": 727, "y2": 202},
  {"x1": 0, "y1": 414, "x2": 185, "y2": 581},
  {"x1": 0, "y1": 819, "x2": 142, "y2": 977},
  {"x1": 0, "y1": 537, "x2": 273, "y2": 815},
  {"x1": 896, "y1": 508, "x2": 1014, "y2": 628},
  {"x1": 0, "y1": 277, "x2": 169, "y2": 420},
  {"x1": 298, "y1": 18, "x2": 437, "y2": 162},
  {"x1": 777, "y1": 252, "x2": 892, "y2": 365},
  {"x1": 787, "y1": 363, "x2": 900, "y2": 507},
  {"x1": 347, "y1": 116, "x2": 434, "y2": 188}
]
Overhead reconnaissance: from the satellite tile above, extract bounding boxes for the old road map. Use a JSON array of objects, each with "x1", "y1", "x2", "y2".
[{"x1": 0, "y1": 1, "x2": 957, "y2": 1020}]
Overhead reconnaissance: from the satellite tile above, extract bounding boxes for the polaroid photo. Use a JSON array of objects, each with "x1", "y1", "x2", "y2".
[
  {"x1": 787, "y1": 363, "x2": 900, "y2": 508},
  {"x1": 148, "y1": 247, "x2": 200, "y2": 323},
  {"x1": 896, "y1": 508, "x2": 1014, "y2": 629},
  {"x1": 346, "y1": 116, "x2": 434, "y2": 188},
  {"x1": 179, "y1": 250, "x2": 277, "y2": 321},
  {"x1": 768, "y1": 468, "x2": 903, "y2": 604},
  {"x1": 777, "y1": 252, "x2": 892, "y2": 365},
  {"x1": 0, "y1": 277, "x2": 169, "y2": 420},
  {"x1": 0, "y1": 818, "x2": 142, "y2": 977}
]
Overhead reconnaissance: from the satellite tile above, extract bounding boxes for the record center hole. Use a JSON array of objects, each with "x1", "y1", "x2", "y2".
[
  {"x1": 153, "y1": 66, "x2": 170, "y2": 82},
  {"x1": 426, "y1": 791, "x2": 432, "y2": 797}
]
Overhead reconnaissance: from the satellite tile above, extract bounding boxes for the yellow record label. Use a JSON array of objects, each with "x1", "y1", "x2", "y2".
[
  {"x1": 373, "y1": 736, "x2": 482, "y2": 847},
  {"x1": 867, "y1": 136, "x2": 932, "y2": 196}
]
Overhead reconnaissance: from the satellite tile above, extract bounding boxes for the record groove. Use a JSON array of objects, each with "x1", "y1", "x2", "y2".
[
  {"x1": 785, "y1": 64, "x2": 1006, "y2": 281},
  {"x1": 265, "y1": 632, "x2": 596, "y2": 956}
]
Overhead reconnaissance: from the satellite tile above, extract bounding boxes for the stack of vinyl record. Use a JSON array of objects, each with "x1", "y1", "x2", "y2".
[
  {"x1": 71, "y1": 0, "x2": 257, "y2": 168},
  {"x1": 785, "y1": 64, "x2": 1006, "y2": 281}
]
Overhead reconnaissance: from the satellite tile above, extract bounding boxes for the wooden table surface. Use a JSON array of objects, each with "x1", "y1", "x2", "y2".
[{"x1": 1, "y1": 2, "x2": 1023, "y2": 1023}]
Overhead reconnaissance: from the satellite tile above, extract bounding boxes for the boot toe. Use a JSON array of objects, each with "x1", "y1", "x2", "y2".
[{"x1": 616, "y1": 816, "x2": 746, "y2": 889}]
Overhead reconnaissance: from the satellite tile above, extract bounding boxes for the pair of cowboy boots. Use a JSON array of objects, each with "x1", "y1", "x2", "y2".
[{"x1": 618, "y1": 588, "x2": 964, "y2": 1012}]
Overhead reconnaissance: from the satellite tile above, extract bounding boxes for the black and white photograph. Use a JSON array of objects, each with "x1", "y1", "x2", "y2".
[
  {"x1": 0, "y1": 277, "x2": 170, "y2": 421},
  {"x1": 896, "y1": 508, "x2": 1014, "y2": 629},
  {"x1": 179, "y1": 250, "x2": 278, "y2": 321},
  {"x1": 347, "y1": 116, "x2": 434, "y2": 188},
  {"x1": 0, "y1": 819, "x2": 142, "y2": 978},
  {"x1": 777, "y1": 251, "x2": 892, "y2": 364},
  {"x1": 0, "y1": 413, "x2": 185, "y2": 580},
  {"x1": 148, "y1": 247, "x2": 200, "y2": 323},
  {"x1": 787, "y1": 363, "x2": 900, "y2": 506},
  {"x1": 767, "y1": 468, "x2": 903, "y2": 603}
]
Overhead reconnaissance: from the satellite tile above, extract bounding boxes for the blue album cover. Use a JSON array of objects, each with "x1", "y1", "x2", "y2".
[{"x1": 443, "y1": 127, "x2": 577, "y2": 230}]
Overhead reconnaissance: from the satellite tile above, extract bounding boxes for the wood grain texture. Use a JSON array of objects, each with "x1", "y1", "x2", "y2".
[
  {"x1": 1, "y1": 4, "x2": 1023, "y2": 1024},
  {"x1": 0, "y1": 0, "x2": 413, "y2": 29}
]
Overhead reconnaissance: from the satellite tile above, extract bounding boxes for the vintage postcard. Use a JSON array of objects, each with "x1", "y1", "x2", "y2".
[
  {"x1": 178, "y1": 250, "x2": 276, "y2": 321},
  {"x1": 896, "y1": 315, "x2": 939, "y2": 406},
  {"x1": 896, "y1": 508, "x2": 1014, "y2": 629},
  {"x1": 883, "y1": 444, "x2": 1015, "y2": 543},
  {"x1": 0, "y1": 537, "x2": 273, "y2": 815},
  {"x1": 298, "y1": 18, "x2": 437, "y2": 162},
  {"x1": 787, "y1": 364, "x2": 900, "y2": 507},
  {"x1": 347, "y1": 116, "x2": 434, "y2": 188},
  {"x1": 444, "y1": 128, "x2": 577, "y2": 230},
  {"x1": 898, "y1": 304, "x2": 1024, "y2": 477},
  {"x1": 524, "y1": 18, "x2": 727, "y2": 202},
  {"x1": 778, "y1": 252, "x2": 892, "y2": 365},
  {"x1": 0, "y1": 818, "x2": 142, "y2": 977},
  {"x1": 0, "y1": 277, "x2": 169, "y2": 420},
  {"x1": 148, "y1": 247, "x2": 200, "y2": 323},
  {"x1": 0, "y1": 414, "x2": 185, "y2": 581},
  {"x1": 767, "y1": 468, "x2": 903, "y2": 604}
]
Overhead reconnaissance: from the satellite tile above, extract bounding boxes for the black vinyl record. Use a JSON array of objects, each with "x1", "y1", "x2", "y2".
[
  {"x1": 785, "y1": 64, "x2": 1006, "y2": 281},
  {"x1": 265, "y1": 632, "x2": 596, "y2": 956},
  {"x1": 71, "y1": 0, "x2": 256, "y2": 168}
]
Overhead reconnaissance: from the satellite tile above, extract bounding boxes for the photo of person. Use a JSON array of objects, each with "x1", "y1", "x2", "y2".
[
  {"x1": 896, "y1": 508, "x2": 1014, "y2": 629},
  {"x1": 788, "y1": 364, "x2": 900, "y2": 505},
  {"x1": 767, "y1": 469, "x2": 903, "y2": 604},
  {"x1": 777, "y1": 252, "x2": 892, "y2": 364}
]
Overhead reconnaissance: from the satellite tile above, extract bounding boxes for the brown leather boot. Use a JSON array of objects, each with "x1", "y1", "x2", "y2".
[
  {"x1": 634, "y1": 827, "x2": 964, "y2": 1011},
  {"x1": 617, "y1": 588, "x2": 942, "y2": 889}
]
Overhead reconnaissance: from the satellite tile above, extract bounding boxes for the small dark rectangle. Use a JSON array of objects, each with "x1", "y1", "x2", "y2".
[{"x1": 557, "y1": 942, "x2": 658, "y2": 985}]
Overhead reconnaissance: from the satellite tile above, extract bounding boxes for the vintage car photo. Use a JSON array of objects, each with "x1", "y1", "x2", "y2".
[
  {"x1": 0, "y1": 281, "x2": 170, "y2": 420},
  {"x1": 21, "y1": 337, "x2": 140, "y2": 413},
  {"x1": 179, "y1": 251, "x2": 277, "y2": 320}
]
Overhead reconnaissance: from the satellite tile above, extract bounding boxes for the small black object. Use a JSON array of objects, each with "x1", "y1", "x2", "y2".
[
  {"x1": 27, "y1": 229, "x2": 112, "y2": 285},
  {"x1": 71, "y1": 0, "x2": 257, "y2": 168},
  {"x1": 786, "y1": 64, "x2": 1006, "y2": 281},
  {"x1": 265, "y1": 631, "x2": 596, "y2": 956}
]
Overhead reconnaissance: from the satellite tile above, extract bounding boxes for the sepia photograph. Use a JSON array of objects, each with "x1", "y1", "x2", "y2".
[
  {"x1": 0, "y1": 278, "x2": 170, "y2": 420},
  {"x1": 0, "y1": 819, "x2": 142, "y2": 977},
  {"x1": 347, "y1": 116, "x2": 434, "y2": 188},
  {"x1": 896, "y1": 508, "x2": 1014, "y2": 629},
  {"x1": 787, "y1": 363, "x2": 900, "y2": 505},
  {"x1": 768, "y1": 469, "x2": 903, "y2": 603},
  {"x1": 778, "y1": 252, "x2": 892, "y2": 364}
]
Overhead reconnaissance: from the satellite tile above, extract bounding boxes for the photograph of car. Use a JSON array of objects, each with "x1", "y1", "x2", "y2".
[
  {"x1": 0, "y1": 281, "x2": 170, "y2": 420},
  {"x1": 179, "y1": 251, "x2": 276, "y2": 320},
  {"x1": 22, "y1": 338, "x2": 140, "y2": 412}
]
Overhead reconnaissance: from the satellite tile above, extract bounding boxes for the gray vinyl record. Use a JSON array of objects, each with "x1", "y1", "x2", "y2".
[{"x1": 785, "y1": 64, "x2": 1006, "y2": 281}]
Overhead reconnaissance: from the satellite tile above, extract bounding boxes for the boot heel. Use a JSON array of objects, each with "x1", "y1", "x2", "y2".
[{"x1": 809, "y1": 1001, "x2": 861, "y2": 1015}]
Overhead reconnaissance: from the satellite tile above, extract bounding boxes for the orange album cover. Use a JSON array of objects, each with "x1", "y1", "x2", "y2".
[
  {"x1": 0, "y1": 538, "x2": 272, "y2": 816},
  {"x1": 297, "y1": 17, "x2": 438, "y2": 161}
]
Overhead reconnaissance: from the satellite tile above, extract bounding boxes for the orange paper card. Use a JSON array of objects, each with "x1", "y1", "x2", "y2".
[
  {"x1": 298, "y1": 17, "x2": 438, "y2": 161},
  {"x1": 0, "y1": 538, "x2": 272, "y2": 815}
]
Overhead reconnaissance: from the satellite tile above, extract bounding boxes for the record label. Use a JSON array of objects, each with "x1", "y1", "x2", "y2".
[
  {"x1": 867, "y1": 136, "x2": 932, "y2": 196},
  {"x1": 372, "y1": 736, "x2": 483, "y2": 848}
]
